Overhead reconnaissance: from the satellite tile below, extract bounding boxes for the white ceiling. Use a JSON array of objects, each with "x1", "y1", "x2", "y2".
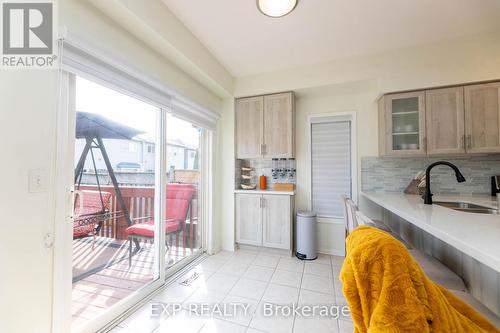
[{"x1": 162, "y1": 0, "x2": 500, "y2": 77}]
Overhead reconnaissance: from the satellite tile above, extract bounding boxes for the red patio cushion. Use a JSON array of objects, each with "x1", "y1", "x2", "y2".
[{"x1": 126, "y1": 219, "x2": 182, "y2": 238}]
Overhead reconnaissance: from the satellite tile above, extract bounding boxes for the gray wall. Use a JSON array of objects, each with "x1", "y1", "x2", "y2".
[{"x1": 362, "y1": 155, "x2": 500, "y2": 195}]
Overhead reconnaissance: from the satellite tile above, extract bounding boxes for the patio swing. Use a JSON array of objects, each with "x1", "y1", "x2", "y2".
[{"x1": 74, "y1": 112, "x2": 141, "y2": 250}]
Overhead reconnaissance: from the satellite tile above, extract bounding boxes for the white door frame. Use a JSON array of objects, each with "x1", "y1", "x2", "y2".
[
  {"x1": 307, "y1": 112, "x2": 358, "y2": 216},
  {"x1": 52, "y1": 72, "x2": 211, "y2": 333}
]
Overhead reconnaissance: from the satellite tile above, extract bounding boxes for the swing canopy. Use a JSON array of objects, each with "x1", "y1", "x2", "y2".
[
  {"x1": 74, "y1": 111, "x2": 144, "y2": 241},
  {"x1": 76, "y1": 111, "x2": 143, "y2": 140}
]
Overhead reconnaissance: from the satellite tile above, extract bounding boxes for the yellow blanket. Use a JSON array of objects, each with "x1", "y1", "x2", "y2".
[{"x1": 340, "y1": 226, "x2": 499, "y2": 333}]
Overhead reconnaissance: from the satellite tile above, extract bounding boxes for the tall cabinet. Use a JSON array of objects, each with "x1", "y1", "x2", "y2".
[{"x1": 236, "y1": 92, "x2": 295, "y2": 159}]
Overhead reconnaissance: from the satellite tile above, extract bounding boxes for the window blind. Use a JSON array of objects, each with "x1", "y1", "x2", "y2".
[
  {"x1": 61, "y1": 37, "x2": 219, "y2": 131},
  {"x1": 311, "y1": 121, "x2": 351, "y2": 218}
]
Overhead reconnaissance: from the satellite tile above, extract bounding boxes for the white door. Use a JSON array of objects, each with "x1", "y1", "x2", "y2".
[
  {"x1": 262, "y1": 195, "x2": 291, "y2": 249},
  {"x1": 235, "y1": 194, "x2": 262, "y2": 246}
]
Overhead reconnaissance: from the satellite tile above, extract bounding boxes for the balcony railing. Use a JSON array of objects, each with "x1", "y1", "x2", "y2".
[{"x1": 76, "y1": 183, "x2": 198, "y2": 241}]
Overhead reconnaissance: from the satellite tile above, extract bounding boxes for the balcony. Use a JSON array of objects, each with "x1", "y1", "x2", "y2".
[{"x1": 71, "y1": 180, "x2": 199, "y2": 328}]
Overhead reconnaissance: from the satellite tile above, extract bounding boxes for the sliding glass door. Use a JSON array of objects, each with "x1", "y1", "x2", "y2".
[
  {"x1": 164, "y1": 114, "x2": 204, "y2": 271},
  {"x1": 63, "y1": 74, "x2": 209, "y2": 333},
  {"x1": 71, "y1": 76, "x2": 163, "y2": 330}
]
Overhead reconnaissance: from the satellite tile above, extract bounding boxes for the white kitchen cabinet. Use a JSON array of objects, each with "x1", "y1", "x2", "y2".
[
  {"x1": 262, "y1": 195, "x2": 291, "y2": 249},
  {"x1": 235, "y1": 194, "x2": 262, "y2": 246},
  {"x1": 235, "y1": 193, "x2": 293, "y2": 250},
  {"x1": 236, "y1": 92, "x2": 295, "y2": 159}
]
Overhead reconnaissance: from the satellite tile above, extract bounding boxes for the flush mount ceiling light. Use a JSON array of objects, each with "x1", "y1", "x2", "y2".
[{"x1": 257, "y1": 0, "x2": 298, "y2": 18}]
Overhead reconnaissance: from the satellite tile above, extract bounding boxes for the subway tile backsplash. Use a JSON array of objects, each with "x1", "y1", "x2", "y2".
[{"x1": 362, "y1": 155, "x2": 500, "y2": 195}]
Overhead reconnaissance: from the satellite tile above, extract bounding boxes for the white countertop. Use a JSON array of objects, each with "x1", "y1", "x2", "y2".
[
  {"x1": 361, "y1": 191, "x2": 500, "y2": 273},
  {"x1": 234, "y1": 189, "x2": 295, "y2": 196}
]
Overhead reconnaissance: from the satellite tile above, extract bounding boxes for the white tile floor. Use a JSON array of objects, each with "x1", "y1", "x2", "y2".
[{"x1": 111, "y1": 249, "x2": 352, "y2": 333}]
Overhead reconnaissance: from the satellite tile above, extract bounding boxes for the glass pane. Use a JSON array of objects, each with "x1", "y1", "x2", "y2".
[
  {"x1": 165, "y1": 114, "x2": 202, "y2": 269},
  {"x1": 72, "y1": 76, "x2": 160, "y2": 329},
  {"x1": 392, "y1": 97, "x2": 420, "y2": 151}
]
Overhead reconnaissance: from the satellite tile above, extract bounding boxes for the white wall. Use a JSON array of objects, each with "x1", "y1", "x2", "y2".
[
  {"x1": 234, "y1": 30, "x2": 500, "y2": 97},
  {"x1": 0, "y1": 70, "x2": 58, "y2": 333},
  {"x1": 216, "y1": 99, "x2": 236, "y2": 251}
]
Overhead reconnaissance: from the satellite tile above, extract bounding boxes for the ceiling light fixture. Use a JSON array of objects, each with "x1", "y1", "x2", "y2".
[{"x1": 257, "y1": 0, "x2": 298, "y2": 18}]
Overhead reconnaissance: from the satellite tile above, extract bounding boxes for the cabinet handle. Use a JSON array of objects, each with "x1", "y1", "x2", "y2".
[
  {"x1": 262, "y1": 144, "x2": 266, "y2": 155},
  {"x1": 467, "y1": 135, "x2": 472, "y2": 149},
  {"x1": 262, "y1": 197, "x2": 265, "y2": 208},
  {"x1": 259, "y1": 197, "x2": 263, "y2": 208},
  {"x1": 460, "y1": 135, "x2": 465, "y2": 149}
]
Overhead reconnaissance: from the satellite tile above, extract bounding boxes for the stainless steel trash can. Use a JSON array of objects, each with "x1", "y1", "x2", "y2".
[{"x1": 296, "y1": 211, "x2": 317, "y2": 260}]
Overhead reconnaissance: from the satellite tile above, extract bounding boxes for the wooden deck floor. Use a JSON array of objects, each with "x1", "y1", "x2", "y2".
[{"x1": 72, "y1": 237, "x2": 196, "y2": 329}]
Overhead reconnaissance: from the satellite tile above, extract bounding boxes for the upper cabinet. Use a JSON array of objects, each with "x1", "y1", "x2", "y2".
[
  {"x1": 236, "y1": 92, "x2": 295, "y2": 159},
  {"x1": 426, "y1": 87, "x2": 465, "y2": 155},
  {"x1": 464, "y1": 82, "x2": 500, "y2": 153},
  {"x1": 236, "y1": 96, "x2": 263, "y2": 159},
  {"x1": 379, "y1": 91, "x2": 426, "y2": 156},
  {"x1": 379, "y1": 81, "x2": 500, "y2": 156}
]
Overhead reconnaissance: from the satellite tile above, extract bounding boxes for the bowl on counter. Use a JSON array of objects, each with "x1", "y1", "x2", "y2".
[{"x1": 240, "y1": 184, "x2": 257, "y2": 190}]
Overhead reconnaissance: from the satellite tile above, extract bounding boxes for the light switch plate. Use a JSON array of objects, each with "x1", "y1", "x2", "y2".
[{"x1": 29, "y1": 168, "x2": 48, "y2": 193}]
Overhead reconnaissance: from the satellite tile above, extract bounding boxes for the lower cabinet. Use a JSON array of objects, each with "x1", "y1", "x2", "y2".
[
  {"x1": 235, "y1": 194, "x2": 262, "y2": 246},
  {"x1": 236, "y1": 193, "x2": 293, "y2": 250}
]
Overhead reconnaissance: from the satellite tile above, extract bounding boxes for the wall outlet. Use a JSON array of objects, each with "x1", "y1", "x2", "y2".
[{"x1": 29, "y1": 168, "x2": 48, "y2": 193}]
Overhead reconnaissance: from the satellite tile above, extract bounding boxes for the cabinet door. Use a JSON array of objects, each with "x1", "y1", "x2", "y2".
[
  {"x1": 262, "y1": 195, "x2": 291, "y2": 250},
  {"x1": 236, "y1": 97, "x2": 263, "y2": 159},
  {"x1": 235, "y1": 194, "x2": 262, "y2": 246},
  {"x1": 465, "y1": 82, "x2": 500, "y2": 153},
  {"x1": 263, "y1": 93, "x2": 294, "y2": 158},
  {"x1": 426, "y1": 87, "x2": 465, "y2": 155},
  {"x1": 383, "y1": 91, "x2": 426, "y2": 156}
]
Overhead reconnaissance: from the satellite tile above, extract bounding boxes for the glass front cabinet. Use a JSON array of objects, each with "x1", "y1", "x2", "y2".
[{"x1": 379, "y1": 91, "x2": 426, "y2": 156}]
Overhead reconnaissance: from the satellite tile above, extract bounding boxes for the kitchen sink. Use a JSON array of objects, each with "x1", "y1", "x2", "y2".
[{"x1": 434, "y1": 201, "x2": 499, "y2": 214}]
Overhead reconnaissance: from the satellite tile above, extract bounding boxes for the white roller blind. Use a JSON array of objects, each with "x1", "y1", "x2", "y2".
[
  {"x1": 61, "y1": 37, "x2": 219, "y2": 130},
  {"x1": 311, "y1": 121, "x2": 352, "y2": 218}
]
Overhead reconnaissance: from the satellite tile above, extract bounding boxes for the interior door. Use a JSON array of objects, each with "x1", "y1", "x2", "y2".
[
  {"x1": 262, "y1": 195, "x2": 290, "y2": 249},
  {"x1": 263, "y1": 93, "x2": 294, "y2": 158},
  {"x1": 236, "y1": 96, "x2": 263, "y2": 159},
  {"x1": 465, "y1": 82, "x2": 500, "y2": 153},
  {"x1": 426, "y1": 87, "x2": 465, "y2": 155},
  {"x1": 235, "y1": 194, "x2": 262, "y2": 246}
]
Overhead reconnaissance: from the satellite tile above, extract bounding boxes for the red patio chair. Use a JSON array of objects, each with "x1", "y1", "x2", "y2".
[
  {"x1": 125, "y1": 184, "x2": 196, "y2": 266},
  {"x1": 73, "y1": 190, "x2": 113, "y2": 248}
]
